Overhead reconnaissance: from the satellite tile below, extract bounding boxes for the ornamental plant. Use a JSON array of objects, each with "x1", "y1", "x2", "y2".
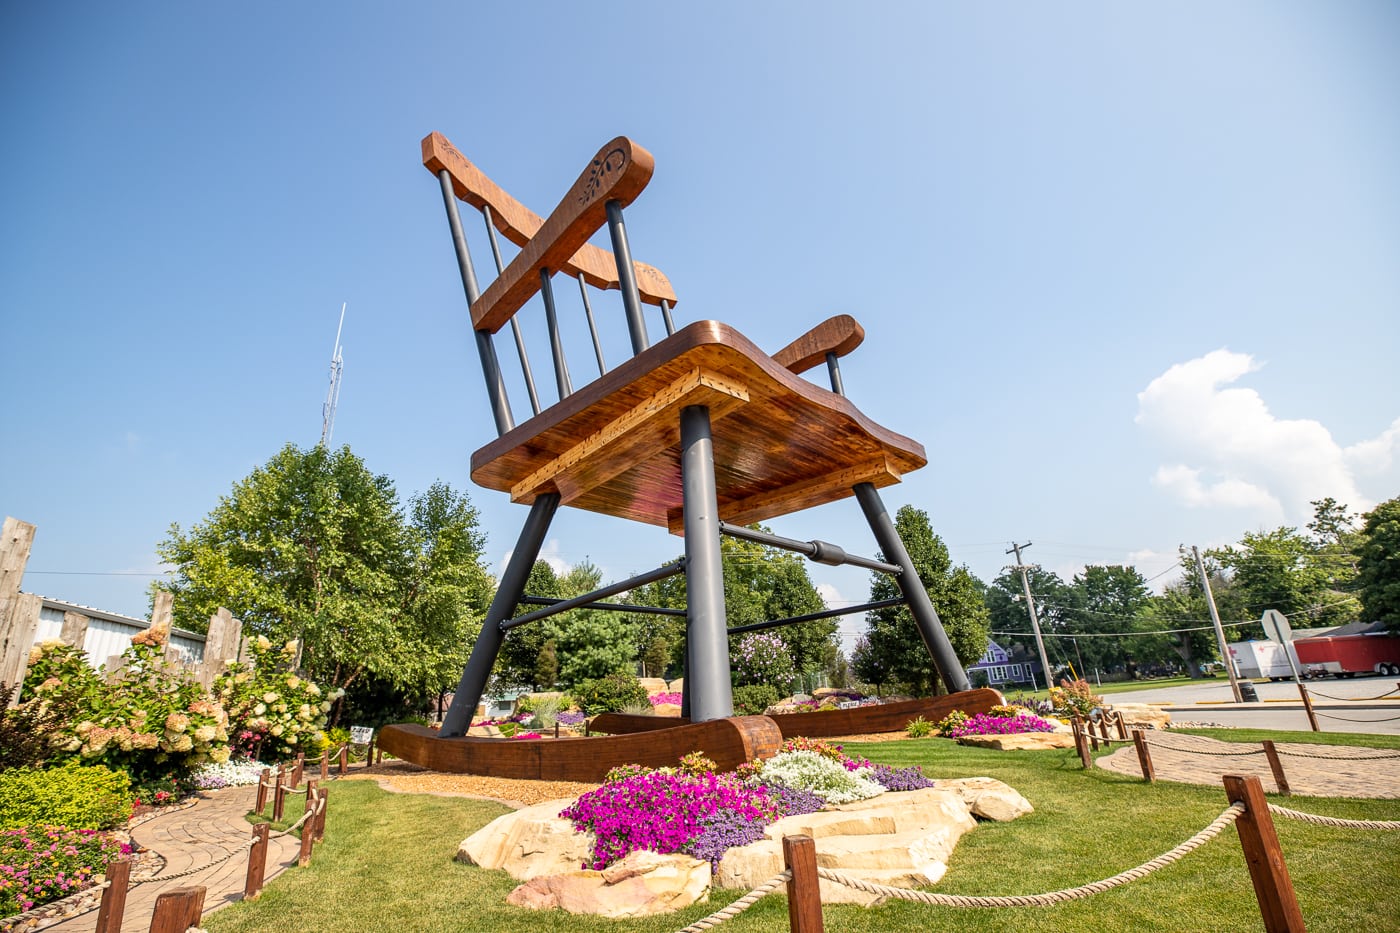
[
  {"x1": 1048, "y1": 678, "x2": 1104, "y2": 719},
  {"x1": 23, "y1": 634, "x2": 231, "y2": 787},
  {"x1": 947, "y1": 712, "x2": 1057, "y2": 737},
  {"x1": 935, "y1": 709, "x2": 969, "y2": 737},
  {"x1": 0, "y1": 826, "x2": 129, "y2": 916},
  {"x1": 731, "y1": 633, "x2": 797, "y2": 695},
  {"x1": 212, "y1": 636, "x2": 340, "y2": 762},
  {"x1": 757, "y1": 749, "x2": 885, "y2": 805}
]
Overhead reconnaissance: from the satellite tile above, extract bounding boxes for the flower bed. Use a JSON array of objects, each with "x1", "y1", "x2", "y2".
[
  {"x1": 190, "y1": 758, "x2": 271, "y2": 790},
  {"x1": 559, "y1": 739, "x2": 937, "y2": 872},
  {"x1": 947, "y1": 712, "x2": 1058, "y2": 738},
  {"x1": 0, "y1": 826, "x2": 129, "y2": 916},
  {"x1": 648, "y1": 692, "x2": 683, "y2": 707}
]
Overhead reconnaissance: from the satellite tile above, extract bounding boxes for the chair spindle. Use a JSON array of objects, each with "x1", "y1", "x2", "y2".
[
  {"x1": 577, "y1": 273, "x2": 608, "y2": 376},
  {"x1": 605, "y1": 200, "x2": 650, "y2": 355},
  {"x1": 483, "y1": 206, "x2": 541, "y2": 415},
  {"x1": 540, "y1": 269, "x2": 573, "y2": 399},
  {"x1": 438, "y1": 170, "x2": 513, "y2": 434},
  {"x1": 660, "y1": 298, "x2": 676, "y2": 337}
]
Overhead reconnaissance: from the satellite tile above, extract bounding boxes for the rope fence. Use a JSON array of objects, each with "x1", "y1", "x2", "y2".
[
  {"x1": 1304, "y1": 686, "x2": 1399, "y2": 702},
  {"x1": 674, "y1": 870, "x2": 793, "y2": 932}
]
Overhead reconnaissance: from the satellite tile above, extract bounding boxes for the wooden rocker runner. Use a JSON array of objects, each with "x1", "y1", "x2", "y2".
[{"x1": 376, "y1": 132, "x2": 997, "y2": 780}]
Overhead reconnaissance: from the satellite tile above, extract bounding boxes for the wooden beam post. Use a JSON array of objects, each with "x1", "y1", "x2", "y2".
[
  {"x1": 0, "y1": 517, "x2": 37, "y2": 702},
  {"x1": 94, "y1": 858, "x2": 130, "y2": 933},
  {"x1": 244, "y1": 823, "x2": 269, "y2": 900},
  {"x1": 150, "y1": 590, "x2": 175, "y2": 660},
  {"x1": 782, "y1": 835, "x2": 824, "y2": 933},
  {"x1": 1262, "y1": 741, "x2": 1291, "y2": 796},
  {"x1": 338, "y1": 744, "x2": 348, "y2": 775},
  {"x1": 148, "y1": 885, "x2": 205, "y2": 933},
  {"x1": 0, "y1": 593, "x2": 41, "y2": 704},
  {"x1": 1072, "y1": 718, "x2": 1092, "y2": 769},
  {"x1": 298, "y1": 784, "x2": 318, "y2": 866},
  {"x1": 272, "y1": 765, "x2": 286, "y2": 822},
  {"x1": 1114, "y1": 711, "x2": 1128, "y2": 740},
  {"x1": 314, "y1": 786, "x2": 328, "y2": 842},
  {"x1": 1223, "y1": 774, "x2": 1308, "y2": 933},
  {"x1": 1132, "y1": 730, "x2": 1155, "y2": 783}
]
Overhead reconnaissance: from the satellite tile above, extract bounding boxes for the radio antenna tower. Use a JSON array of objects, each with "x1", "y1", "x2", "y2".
[{"x1": 320, "y1": 303, "x2": 346, "y2": 447}]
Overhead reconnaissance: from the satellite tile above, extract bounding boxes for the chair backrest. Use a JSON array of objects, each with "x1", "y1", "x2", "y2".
[{"x1": 423, "y1": 132, "x2": 680, "y2": 436}]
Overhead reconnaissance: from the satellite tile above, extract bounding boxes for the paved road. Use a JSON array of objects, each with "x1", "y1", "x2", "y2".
[{"x1": 1107, "y1": 675, "x2": 1400, "y2": 735}]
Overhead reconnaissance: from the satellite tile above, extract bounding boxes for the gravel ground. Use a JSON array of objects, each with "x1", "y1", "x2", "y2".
[{"x1": 339, "y1": 760, "x2": 599, "y2": 808}]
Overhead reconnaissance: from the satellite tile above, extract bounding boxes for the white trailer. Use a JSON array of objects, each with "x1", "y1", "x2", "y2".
[{"x1": 1228, "y1": 640, "x2": 1304, "y2": 681}]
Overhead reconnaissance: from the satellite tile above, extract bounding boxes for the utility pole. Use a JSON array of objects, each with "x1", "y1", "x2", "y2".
[
  {"x1": 320, "y1": 303, "x2": 346, "y2": 447},
  {"x1": 1006, "y1": 542, "x2": 1054, "y2": 689},
  {"x1": 1192, "y1": 545, "x2": 1243, "y2": 702}
]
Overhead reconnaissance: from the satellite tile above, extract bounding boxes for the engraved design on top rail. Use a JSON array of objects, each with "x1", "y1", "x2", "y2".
[{"x1": 581, "y1": 147, "x2": 630, "y2": 205}]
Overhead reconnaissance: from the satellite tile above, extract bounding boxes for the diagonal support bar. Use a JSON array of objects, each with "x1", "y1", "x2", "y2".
[
  {"x1": 501, "y1": 561, "x2": 685, "y2": 631},
  {"x1": 439, "y1": 494, "x2": 560, "y2": 737}
]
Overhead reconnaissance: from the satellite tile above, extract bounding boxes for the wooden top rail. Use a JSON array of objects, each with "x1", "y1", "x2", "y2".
[
  {"x1": 772, "y1": 314, "x2": 866, "y2": 375},
  {"x1": 423, "y1": 133, "x2": 677, "y2": 332}
]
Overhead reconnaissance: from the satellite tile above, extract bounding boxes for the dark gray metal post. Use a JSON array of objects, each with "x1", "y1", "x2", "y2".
[
  {"x1": 540, "y1": 269, "x2": 573, "y2": 399},
  {"x1": 660, "y1": 299, "x2": 676, "y2": 336},
  {"x1": 854, "y1": 483, "x2": 971, "y2": 693},
  {"x1": 680, "y1": 405, "x2": 733, "y2": 720},
  {"x1": 605, "y1": 200, "x2": 650, "y2": 355},
  {"x1": 438, "y1": 170, "x2": 512, "y2": 435},
  {"x1": 484, "y1": 206, "x2": 541, "y2": 416},
  {"x1": 439, "y1": 494, "x2": 560, "y2": 736},
  {"x1": 825, "y1": 351, "x2": 846, "y2": 396},
  {"x1": 577, "y1": 273, "x2": 608, "y2": 376}
]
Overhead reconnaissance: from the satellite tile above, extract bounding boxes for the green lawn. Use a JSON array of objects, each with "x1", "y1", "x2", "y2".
[{"x1": 203, "y1": 730, "x2": 1400, "y2": 933}]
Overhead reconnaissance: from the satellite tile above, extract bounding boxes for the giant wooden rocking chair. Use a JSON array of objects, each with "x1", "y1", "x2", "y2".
[{"x1": 376, "y1": 134, "x2": 1000, "y2": 780}]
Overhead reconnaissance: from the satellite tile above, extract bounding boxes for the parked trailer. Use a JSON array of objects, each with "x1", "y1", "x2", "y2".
[
  {"x1": 1227, "y1": 640, "x2": 1304, "y2": 681},
  {"x1": 1293, "y1": 632, "x2": 1400, "y2": 678}
]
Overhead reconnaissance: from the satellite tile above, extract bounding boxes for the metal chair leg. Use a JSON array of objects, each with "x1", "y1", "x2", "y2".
[
  {"x1": 680, "y1": 405, "x2": 734, "y2": 720},
  {"x1": 439, "y1": 493, "x2": 560, "y2": 736}
]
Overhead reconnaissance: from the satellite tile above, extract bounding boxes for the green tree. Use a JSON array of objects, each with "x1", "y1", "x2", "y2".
[
  {"x1": 1357, "y1": 497, "x2": 1400, "y2": 632},
  {"x1": 1208, "y1": 516, "x2": 1360, "y2": 632},
  {"x1": 857, "y1": 506, "x2": 990, "y2": 695},
  {"x1": 1061, "y1": 565, "x2": 1152, "y2": 674},
  {"x1": 497, "y1": 561, "x2": 563, "y2": 689},
  {"x1": 157, "y1": 444, "x2": 492, "y2": 714},
  {"x1": 984, "y1": 567, "x2": 1070, "y2": 672}
]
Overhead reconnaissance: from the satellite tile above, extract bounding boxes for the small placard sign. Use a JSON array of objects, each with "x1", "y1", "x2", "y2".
[
  {"x1": 349, "y1": 726, "x2": 373, "y2": 745},
  {"x1": 838, "y1": 700, "x2": 861, "y2": 710}
]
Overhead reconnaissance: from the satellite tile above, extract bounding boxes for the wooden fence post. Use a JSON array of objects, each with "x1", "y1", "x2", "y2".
[
  {"x1": 1073, "y1": 718, "x2": 1092, "y2": 769},
  {"x1": 1222, "y1": 774, "x2": 1307, "y2": 933},
  {"x1": 291, "y1": 752, "x2": 305, "y2": 787},
  {"x1": 366, "y1": 737, "x2": 375, "y2": 765},
  {"x1": 315, "y1": 786, "x2": 328, "y2": 842},
  {"x1": 272, "y1": 765, "x2": 286, "y2": 822},
  {"x1": 1262, "y1": 741, "x2": 1291, "y2": 796},
  {"x1": 320, "y1": 749, "x2": 329, "y2": 781},
  {"x1": 148, "y1": 885, "x2": 205, "y2": 933},
  {"x1": 1132, "y1": 730, "x2": 1155, "y2": 783},
  {"x1": 782, "y1": 835, "x2": 824, "y2": 933},
  {"x1": 255, "y1": 767, "x2": 270, "y2": 814},
  {"x1": 0, "y1": 517, "x2": 38, "y2": 705},
  {"x1": 59, "y1": 609, "x2": 90, "y2": 652},
  {"x1": 1114, "y1": 711, "x2": 1128, "y2": 740},
  {"x1": 338, "y1": 745, "x2": 348, "y2": 775},
  {"x1": 1297, "y1": 685, "x2": 1320, "y2": 733},
  {"x1": 94, "y1": 858, "x2": 130, "y2": 933},
  {"x1": 200, "y1": 607, "x2": 242, "y2": 689},
  {"x1": 299, "y1": 785, "x2": 319, "y2": 867},
  {"x1": 244, "y1": 823, "x2": 270, "y2": 900}
]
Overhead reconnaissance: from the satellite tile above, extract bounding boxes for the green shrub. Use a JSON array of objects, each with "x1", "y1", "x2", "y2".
[
  {"x1": 905, "y1": 715, "x2": 933, "y2": 738},
  {"x1": 732, "y1": 684, "x2": 779, "y2": 716},
  {"x1": 0, "y1": 681, "x2": 79, "y2": 770},
  {"x1": 934, "y1": 709, "x2": 969, "y2": 737},
  {"x1": 988, "y1": 705, "x2": 1022, "y2": 719},
  {"x1": 572, "y1": 673, "x2": 648, "y2": 715},
  {"x1": 0, "y1": 762, "x2": 133, "y2": 831}
]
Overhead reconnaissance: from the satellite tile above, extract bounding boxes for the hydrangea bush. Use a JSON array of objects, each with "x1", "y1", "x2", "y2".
[
  {"x1": 211, "y1": 636, "x2": 339, "y2": 762},
  {"x1": 23, "y1": 634, "x2": 231, "y2": 789}
]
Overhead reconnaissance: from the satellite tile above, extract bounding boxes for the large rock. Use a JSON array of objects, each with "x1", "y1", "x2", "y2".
[
  {"x1": 934, "y1": 777, "x2": 1034, "y2": 822},
  {"x1": 457, "y1": 799, "x2": 591, "y2": 880},
  {"x1": 717, "y1": 787, "x2": 983, "y2": 906},
  {"x1": 956, "y1": 732, "x2": 1075, "y2": 751},
  {"x1": 506, "y1": 849, "x2": 710, "y2": 918},
  {"x1": 1110, "y1": 703, "x2": 1172, "y2": 730},
  {"x1": 638, "y1": 678, "x2": 670, "y2": 695},
  {"x1": 667, "y1": 678, "x2": 684, "y2": 693},
  {"x1": 652, "y1": 703, "x2": 683, "y2": 718}
]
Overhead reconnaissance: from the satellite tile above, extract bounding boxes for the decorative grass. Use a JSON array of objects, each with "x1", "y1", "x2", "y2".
[{"x1": 203, "y1": 729, "x2": 1400, "y2": 933}]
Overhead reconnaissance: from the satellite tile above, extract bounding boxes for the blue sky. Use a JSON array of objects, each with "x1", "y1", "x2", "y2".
[{"x1": 3, "y1": 3, "x2": 1397, "y2": 650}]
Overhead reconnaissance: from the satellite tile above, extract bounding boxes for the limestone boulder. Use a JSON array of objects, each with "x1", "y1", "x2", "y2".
[
  {"x1": 667, "y1": 677, "x2": 684, "y2": 693},
  {"x1": 955, "y1": 731, "x2": 1075, "y2": 751},
  {"x1": 1110, "y1": 703, "x2": 1172, "y2": 730},
  {"x1": 652, "y1": 703, "x2": 683, "y2": 718},
  {"x1": 457, "y1": 798, "x2": 591, "y2": 880},
  {"x1": 934, "y1": 777, "x2": 1034, "y2": 822},
  {"x1": 638, "y1": 678, "x2": 670, "y2": 695},
  {"x1": 507, "y1": 849, "x2": 710, "y2": 918},
  {"x1": 718, "y1": 787, "x2": 982, "y2": 906}
]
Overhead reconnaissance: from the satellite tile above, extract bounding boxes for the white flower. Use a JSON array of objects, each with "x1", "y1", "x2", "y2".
[{"x1": 263, "y1": 692, "x2": 278, "y2": 704}]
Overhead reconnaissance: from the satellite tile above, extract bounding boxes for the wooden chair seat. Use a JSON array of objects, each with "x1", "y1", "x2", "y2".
[{"x1": 471, "y1": 319, "x2": 928, "y2": 532}]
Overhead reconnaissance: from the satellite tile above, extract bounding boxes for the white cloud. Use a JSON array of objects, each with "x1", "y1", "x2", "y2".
[
  {"x1": 814, "y1": 582, "x2": 843, "y2": 609},
  {"x1": 1136, "y1": 349, "x2": 1387, "y2": 523},
  {"x1": 498, "y1": 538, "x2": 571, "y2": 579}
]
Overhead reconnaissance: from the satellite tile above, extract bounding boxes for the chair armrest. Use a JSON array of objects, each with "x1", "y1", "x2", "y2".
[
  {"x1": 439, "y1": 136, "x2": 655, "y2": 333},
  {"x1": 424, "y1": 133, "x2": 675, "y2": 312},
  {"x1": 772, "y1": 315, "x2": 866, "y2": 375}
]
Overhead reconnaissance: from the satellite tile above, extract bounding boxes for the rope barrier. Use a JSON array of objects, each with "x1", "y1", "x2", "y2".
[
  {"x1": 815, "y1": 803, "x2": 1245, "y2": 909},
  {"x1": 674, "y1": 870, "x2": 793, "y2": 932},
  {"x1": 1314, "y1": 711, "x2": 1400, "y2": 723},
  {"x1": 1148, "y1": 737, "x2": 1266, "y2": 757},
  {"x1": 1267, "y1": 804, "x2": 1400, "y2": 831},
  {"x1": 1273, "y1": 747, "x2": 1400, "y2": 761},
  {"x1": 1304, "y1": 687, "x2": 1399, "y2": 702}
]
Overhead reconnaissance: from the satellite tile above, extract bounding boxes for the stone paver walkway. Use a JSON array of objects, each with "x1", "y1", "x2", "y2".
[
  {"x1": 42, "y1": 784, "x2": 303, "y2": 933},
  {"x1": 1097, "y1": 731, "x2": 1400, "y2": 798}
]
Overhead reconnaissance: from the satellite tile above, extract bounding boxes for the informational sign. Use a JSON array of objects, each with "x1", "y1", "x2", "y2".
[
  {"x1": 1261, "y1": 609, "x2": 1293, "y2": 645},
  {"x1": 349, "y1": 725, "x2": 373, "y2": 745},
  {"x1": 838, "y1": 700, "x2": 861, "y2": 710}
]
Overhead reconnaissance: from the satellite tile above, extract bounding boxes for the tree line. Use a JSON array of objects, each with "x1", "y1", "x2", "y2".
[{"x1": 156, "y1": 444, "x2": 1400, "y2": 719}]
